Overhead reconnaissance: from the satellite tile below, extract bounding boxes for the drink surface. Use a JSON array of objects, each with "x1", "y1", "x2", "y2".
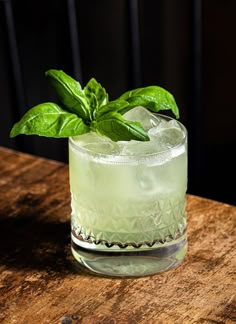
[{"x1": 69, "y1": 107, "x2": 187, "y2": 246}]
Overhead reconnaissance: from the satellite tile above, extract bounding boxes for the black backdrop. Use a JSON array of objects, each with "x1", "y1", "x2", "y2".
[{"x1": 1, "y1": 0, "x2": 236, "y2": 205}]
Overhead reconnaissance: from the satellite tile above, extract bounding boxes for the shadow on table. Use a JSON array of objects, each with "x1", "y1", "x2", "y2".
[{"x1": 0, "y1": 212, "x2": 88, "y2": 276}]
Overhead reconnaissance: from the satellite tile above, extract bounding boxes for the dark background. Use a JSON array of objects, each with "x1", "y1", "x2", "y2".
[{"x1": 0, "y1": 0, "x2": 235, "y2": 205}]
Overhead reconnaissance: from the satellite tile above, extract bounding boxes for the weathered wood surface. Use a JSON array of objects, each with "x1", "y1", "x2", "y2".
[{"x1": 0, "y1": 146, "x2": 235, "y2": 324}]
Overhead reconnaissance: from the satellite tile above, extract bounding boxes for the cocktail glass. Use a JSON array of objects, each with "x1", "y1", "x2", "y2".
[{"x1": 69, "y1": 110, "x2": 187, "y2": 277}]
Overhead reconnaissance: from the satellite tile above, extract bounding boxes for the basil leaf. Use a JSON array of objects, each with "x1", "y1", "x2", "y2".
[
  {"x1": 45, "y1": 69, "x2": 91, "y2": 121},
  {"x1": 84, "y1": 78, "x2": 108, "y2": 113},
  {"x1": 93, "y1": 111, "x2": 149, "y2": 142},
  {"x1": 119, "y1": 86, "x2": 179, "y2": 118},
  {"x1": 96, "y1": 99, "x2": 129, "y2": 117},
  {"x1": 10, "y1": 102, "x2": 90, "y2": 138}
]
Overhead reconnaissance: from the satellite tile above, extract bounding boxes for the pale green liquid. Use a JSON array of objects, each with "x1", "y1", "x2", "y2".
[
  {"x1": 70, "y1": 146, "x2": 187, "y2": 244},
  {"x1": 69, "y1": 116, "x2": 187, "y2": 276}
]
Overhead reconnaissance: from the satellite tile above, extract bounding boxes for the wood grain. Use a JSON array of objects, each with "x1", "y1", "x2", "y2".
[{"x1": 0, "y1": 146, "x2": 235, "y2": 324}]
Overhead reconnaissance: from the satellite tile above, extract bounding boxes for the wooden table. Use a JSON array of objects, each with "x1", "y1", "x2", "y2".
[{"x1": 0, "y1": 146, "x2": 235, "y2": 324}]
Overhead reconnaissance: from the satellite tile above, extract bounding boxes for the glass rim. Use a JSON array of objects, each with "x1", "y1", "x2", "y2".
[{"x1": 69, "y1": 113, "x2": 187, "y2": 162}]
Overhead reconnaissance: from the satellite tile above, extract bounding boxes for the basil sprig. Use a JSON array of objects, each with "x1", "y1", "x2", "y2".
[{"x1": 10, "y1": 69, "x2": 179, "y2": 141}]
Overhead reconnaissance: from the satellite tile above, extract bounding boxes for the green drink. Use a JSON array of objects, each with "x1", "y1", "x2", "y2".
[
  {"x1": 70, "y1": 108, "x2": 187, "y2": 276},
  {"x1": 10, "y1": 69, "x2": 187, "y2": 277}
]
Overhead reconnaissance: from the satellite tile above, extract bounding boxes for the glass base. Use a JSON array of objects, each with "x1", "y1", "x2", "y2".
[{"x1": 71, "y1": 233, "x2": 187, "y2": 277}]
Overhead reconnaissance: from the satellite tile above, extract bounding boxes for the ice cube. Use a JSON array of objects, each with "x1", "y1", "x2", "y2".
[
  {"x1": 72, "y1": 132, "x2": 120, "y2": 155},
  {"x1": 137, "y1": 167, "x2": 157, "y2": 194},
  {"x1": 119, "y1": 140, "x2": 165, "y2": 156},
  {"x1": 72, "y1": 132, "x2": 108, "y2": 146},
  {"x1": 124, "y1": 106, "x2": 160, "y2": 131},
  {"x1": 117, "y1": 117, "x2": 185, "y2": 159},
  {"x1": 148, "y1": 119, "x2": 184, "y2": 148}
]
